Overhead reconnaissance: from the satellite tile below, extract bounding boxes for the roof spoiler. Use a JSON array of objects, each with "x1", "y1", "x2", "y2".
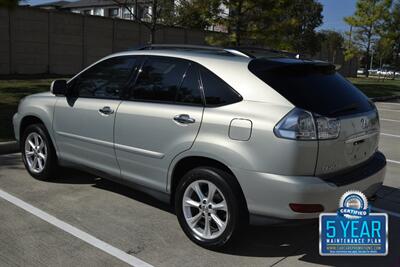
[{"x1": 249, "y1": 58, "x2": 336, "y2": 73}]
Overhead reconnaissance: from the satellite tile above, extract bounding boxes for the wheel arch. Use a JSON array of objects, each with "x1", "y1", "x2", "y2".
[
  {"x1": 19, "y1": 114, "x2": 58, "y2": 155},
  {"x1": 169, "y1": 155, "x2": 249, "y2": 216},
  {"x1": 20, "y1": 116, "x2": 45, "y2": 140}
]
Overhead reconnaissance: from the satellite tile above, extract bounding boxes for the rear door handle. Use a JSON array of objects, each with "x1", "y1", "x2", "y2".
[
  {"x1": 173, "y1": 114, "x2": 195, "y2": 124},
  {"x1": 98, "y1": 106, "x2": 114, "y2": 115}
]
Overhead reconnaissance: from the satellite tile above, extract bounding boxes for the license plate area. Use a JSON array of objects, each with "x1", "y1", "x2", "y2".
[{"x1": 344, "y1": 131, "x2": 379, "y2": 165}]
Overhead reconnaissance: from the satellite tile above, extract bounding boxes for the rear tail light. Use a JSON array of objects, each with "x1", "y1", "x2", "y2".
[
  {"x1": 274, "y1": 108, "x2": 316, "y2": 140},
  {"x1": 274, "y1": 108, "x2": 340, "y2": 140},
  {"x1": 289, "y1": 203, "x2": 324, "y2": 213},
  {"x1": 315, "y1": 116, "x2": 340, "y2": 139}
]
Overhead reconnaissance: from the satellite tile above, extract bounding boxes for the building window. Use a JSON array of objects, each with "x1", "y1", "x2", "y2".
[
  {"x1": 83, "y1": 9, "x2": 92, "y2": 15},
  {"x1": 109, "y1": 8, "x2": 119, "y2": 18},
  {"x1": 122, "y1": 6, "x2": 134, "y2": 19},
  {"x1": 140, "y1": 5, "x2": 150, "y2": 21},
  {"x1": 94, "y1": 8, "x2": 103, "y2": 16}
]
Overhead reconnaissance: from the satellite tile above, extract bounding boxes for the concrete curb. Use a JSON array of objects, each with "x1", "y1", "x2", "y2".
[
  {"x1": 0, "y1": 141, "x2": 19, "y2": 155},
  {"x1": 371, "y1": 95, "x2": 400, "y2": 102}
]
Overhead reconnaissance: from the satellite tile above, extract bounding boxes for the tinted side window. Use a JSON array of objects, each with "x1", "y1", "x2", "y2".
[
  {"x1": 199, "y1": 67, "x2": 242, "y2": 106},
  {"x1": 176, "y1": 65, "x2": 202, "y2": 105},
  {"x1": 73, "y1": 56, "x2": 137, "y2": 99},
  {"x1": 133, "y1": 57, "x2": 189, "y2": 102}
]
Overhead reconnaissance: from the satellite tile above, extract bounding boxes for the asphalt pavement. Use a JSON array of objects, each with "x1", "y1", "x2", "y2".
[{"x1": 0, "y1": 101, "x2": 399, "y2": 267}]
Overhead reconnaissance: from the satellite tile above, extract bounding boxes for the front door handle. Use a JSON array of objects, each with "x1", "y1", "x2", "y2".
[
  {"x1": 99, "y1": 106, "x2": 114, "y2": 115},
  {"x1": 173, "y1": 114, "x2": 195, "y2": 124}
]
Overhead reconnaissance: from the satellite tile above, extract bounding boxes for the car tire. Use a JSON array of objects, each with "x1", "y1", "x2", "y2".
[
  {"x1": 175, "y1": 167, "x2": 246, "y2": 249},
  {"x1": 21, "y1": 123, "x2": 58, "y2": 181}
]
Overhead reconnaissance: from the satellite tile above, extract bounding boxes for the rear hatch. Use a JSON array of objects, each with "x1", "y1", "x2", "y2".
[
  {"x1": 315, "y1": 111, "x2": 379, "y2": 175},
  {"x1": 249, "y1": 58, "x2": 379, "y2": 175}
]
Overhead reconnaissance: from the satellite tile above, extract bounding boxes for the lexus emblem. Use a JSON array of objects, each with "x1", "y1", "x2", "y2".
[{"x1": 360, "y1": 118, "x2": 369, "y2": 129}]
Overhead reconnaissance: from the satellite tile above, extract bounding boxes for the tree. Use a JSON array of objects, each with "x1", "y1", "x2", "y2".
[
  {"x1": 113, "y1": 0, "x2": 175, "y2": 44},
  {"x1": 384, "y1": 0, "x2": 400, "y2": 74},
  {"x1": 209, "y1": 0, "x2": 322, "y2": 54},
  {"x1": 113, "y1": 0, "x2": 324, "y2": 55},
  {"x1": 281, "y1": 0, "x2": 323, "y2": 55},
  {"x1": 374, "y1": 37, "x2": 393, "y2": 70},
  {"x1": 113, "y1": 0, "x2": 224, "y2": 44},
  {"x1": 218, "y1": 0, "x2": 266, "y2": 46},
  {"x1": 343, "y1": 25, "x2": 362, "y2": 61},
  {"x1": 344, "y1": 0, "x2": 392, "y2": 77},
  {"x1": 319, "y1": 30, "x2": 344, "y2": 63},
  {"x1": 0, "y1": 0, "x2": 19, "y2": 8},
  {"x1": 174, "y1": 0, "x2": 222, "y2": 30}
]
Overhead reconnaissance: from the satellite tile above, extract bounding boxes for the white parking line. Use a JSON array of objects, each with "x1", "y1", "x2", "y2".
[
  {"x1": 381, "y1": 118, "x2": 400, "y2": 123},
  {"x1": 378, "y1": 108, "x2": 400, "y2": 112},
  {"x1": 387, "y1": 159, "x2": 400, "y2": 165},
  {"x1": 0, "y1": 189, "x2": 153, "y2": 267},
  {"x1": 376, "y1": 102, "x2": 400, "y2": 106},
  {"x1": 381, "y1": 133, "x2": 400, "y2": 138}
]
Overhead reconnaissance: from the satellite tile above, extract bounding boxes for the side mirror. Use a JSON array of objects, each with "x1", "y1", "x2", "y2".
[{"x1": 50, "y1": 80, "x2": 67, "y2": 95}]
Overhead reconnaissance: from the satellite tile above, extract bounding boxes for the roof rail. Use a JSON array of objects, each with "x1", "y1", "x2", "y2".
[
  {"x1": 137, "y1": 44, "x2": 224, "y2": 51},
  {"x1": 134, "y1": 44, "x2": 251, "y2": 58},
  {"x1": 131, "y1": 44, "x2": 299, "y2": 59},
  {"x1": 228, "y1": 46, "x2": 299, "y2": 59}
]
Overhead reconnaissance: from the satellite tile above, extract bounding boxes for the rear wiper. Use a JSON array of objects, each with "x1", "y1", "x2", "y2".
[{"x1": 329, "y1": 103, "x2": 359, "y2": 116}]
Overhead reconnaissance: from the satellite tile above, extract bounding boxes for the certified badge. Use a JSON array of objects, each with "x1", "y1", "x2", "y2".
[
  {"x1": 338, "y1": 190, "x2": 369, "y2": 219},
  {"x1": 319, "y1": 191, "x2": 388, "y2": 256}
]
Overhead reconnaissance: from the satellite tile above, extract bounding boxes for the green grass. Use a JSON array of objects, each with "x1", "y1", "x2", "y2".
[
  {"x1": 0, "y1": 77, "x2": 399, "y2": 142},
  {"x1": 348, "y1": 77, "x2": 400, "y2": 98},
  {"x1": 0, "y1": 79, "x2": 56, "y2": 142}
]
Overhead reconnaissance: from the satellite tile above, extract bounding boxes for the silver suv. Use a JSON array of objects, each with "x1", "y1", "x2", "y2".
[{"x1": 13, "y1": 45, "x2": 386, "y2": 249}]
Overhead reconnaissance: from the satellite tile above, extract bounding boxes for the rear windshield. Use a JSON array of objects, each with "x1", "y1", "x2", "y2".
[{"x1": 249, "y1": 59, "x2": 373, "y2": 116}]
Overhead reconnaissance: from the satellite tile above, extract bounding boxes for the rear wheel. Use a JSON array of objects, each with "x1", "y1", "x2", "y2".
[
  {"x1": 175, "y1": 167, "x2": 246, "y2": 249},
  {"x1": 21, "y1": 124, "x2": 58, "y2": 180}
]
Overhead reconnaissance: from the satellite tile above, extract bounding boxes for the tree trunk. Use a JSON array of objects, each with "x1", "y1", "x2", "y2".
[
  {"x1": 134, "y1": 0, "x2": 138, "y2": 18},
  {"x1": 149, "y1": 29, "x2": 155, "y2": 44},
  {"x1": 395, "y1": 40, "x2": 400, "y2": 78},
  {"x1": 234, "y1": 0, "x2": 243, "y2": 46},
  {"x1": 365, "y1": 27, "x2": 372, "y2": 78},
  {"x1": 149, "y1": 0, "x2": 158, "y2": 44},
  {"x1": 332, "y1": 50, "x2": 336, "y2": 64}
]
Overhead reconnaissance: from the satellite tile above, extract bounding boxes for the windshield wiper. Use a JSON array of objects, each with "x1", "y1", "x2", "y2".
[{"x1": 329, "y1": 103, "x2": 359, "y2": 116}]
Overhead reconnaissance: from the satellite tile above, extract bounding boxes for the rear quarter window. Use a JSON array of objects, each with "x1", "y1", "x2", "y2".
[{"x1": 199, "y1": 67, "x2": 242, "y2": 107}]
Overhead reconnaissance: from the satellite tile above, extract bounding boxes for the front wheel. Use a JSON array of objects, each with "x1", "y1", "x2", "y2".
[
  {"x1": 21, "y1": 124, "x2": 58, "y2": 180},
  {"x1": 175, "y1": 167, "x2": 246, "y2": 249}
]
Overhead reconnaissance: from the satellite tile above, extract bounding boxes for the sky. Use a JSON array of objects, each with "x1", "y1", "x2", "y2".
[
  {"x1": 318, "y1": 0, "x2": 357, "y2": 32},
  {"x1": 26, "y1": 0, "x2": 357, "y2": 32}
]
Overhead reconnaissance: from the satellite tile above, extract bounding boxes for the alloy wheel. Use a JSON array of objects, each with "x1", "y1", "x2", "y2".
[
  {"x1": 182, "y1": 180, "x2": 229, "y2": 239},
  {"x1": 24, "y1": 132, "x2": 47, "y2": 173}
]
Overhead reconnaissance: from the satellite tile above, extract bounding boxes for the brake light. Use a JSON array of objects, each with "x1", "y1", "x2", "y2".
[
  {"x1": 289, "y1": 203, "x2": 324, "y2": 213},
  {"x1": 274, "y1": 108, "x2": 316, "y2": 140},
  {"x1": 274, "y1": 108, "x2": 340, "y2": 140}
]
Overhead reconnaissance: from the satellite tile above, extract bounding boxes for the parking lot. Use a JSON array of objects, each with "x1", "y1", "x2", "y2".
[{"x1": 0, "y1": 101, "x2": 399, "y2": 267}]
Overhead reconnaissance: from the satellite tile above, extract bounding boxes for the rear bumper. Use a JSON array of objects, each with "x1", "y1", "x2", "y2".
[{"x1": 232, "y1": 151, "x2": 386, "y2": 223}]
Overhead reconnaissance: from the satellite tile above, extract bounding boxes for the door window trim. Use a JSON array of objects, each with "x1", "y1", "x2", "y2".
[
  {"x1": 66, "y1": 55, "x2": 140, "y2": 100},
  {"x1": 126, "y1": 55, "x2": 205, "y2": 107}
]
